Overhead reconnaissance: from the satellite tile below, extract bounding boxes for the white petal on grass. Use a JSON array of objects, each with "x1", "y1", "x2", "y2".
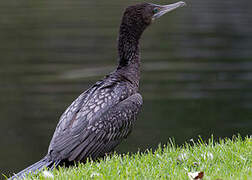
[{"x1": 42, "y1": 170, "x2": 54, "y2": 178}]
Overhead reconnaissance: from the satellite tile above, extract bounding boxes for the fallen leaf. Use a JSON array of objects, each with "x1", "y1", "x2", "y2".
[{"x1": 188, "y1": 171, "x2": 204, "y2": 180}]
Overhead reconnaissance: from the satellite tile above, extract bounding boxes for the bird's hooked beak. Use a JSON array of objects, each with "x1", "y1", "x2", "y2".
[{"x1": 152, "y1": 1, "x2": 186, "y2": 20}]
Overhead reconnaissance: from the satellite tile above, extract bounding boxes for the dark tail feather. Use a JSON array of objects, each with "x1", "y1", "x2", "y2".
[{"x1": 9, "y1": 156, "x2": 58, "y2": 180}]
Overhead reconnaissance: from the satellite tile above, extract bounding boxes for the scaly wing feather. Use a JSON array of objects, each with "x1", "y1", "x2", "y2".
[
  {"x1": 68, "y1": 93, "x2": 143, "y2": 161},
  {"x1": 48, "y1": 76, "x2": 134, "y2": 161}
]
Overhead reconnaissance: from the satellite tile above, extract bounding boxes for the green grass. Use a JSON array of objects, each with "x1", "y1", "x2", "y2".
[{"x1": 9, "y1": 136, "x2": 252, "y2": 180}]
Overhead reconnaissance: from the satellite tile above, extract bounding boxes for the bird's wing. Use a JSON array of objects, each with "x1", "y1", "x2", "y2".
[
  {"x1": 48, "y1": 78, "x2": 135, "y2": 161},
  {"x1": 68, "y1": 93, "x2": 143, "y2": 161},
  {"x1": 53, "y1": 80, "x2": 103, "y2": 134},
  {"x1": 47, "y1": 81, "x2": 102, "y2": 159}
]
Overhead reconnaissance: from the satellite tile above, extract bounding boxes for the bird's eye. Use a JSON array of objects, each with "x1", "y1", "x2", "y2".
[{"x1": 153, "y1": 8, "x2": 159, "y2": 14}]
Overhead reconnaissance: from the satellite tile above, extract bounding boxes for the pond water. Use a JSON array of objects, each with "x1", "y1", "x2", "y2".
[{"x1": 0, "y1": 0, "x2": 252, "y2": 176}]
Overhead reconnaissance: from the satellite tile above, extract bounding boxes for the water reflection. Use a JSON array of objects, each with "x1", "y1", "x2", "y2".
[{"x1": 0, "y1": 0, "x2": 251, "y2": 176}]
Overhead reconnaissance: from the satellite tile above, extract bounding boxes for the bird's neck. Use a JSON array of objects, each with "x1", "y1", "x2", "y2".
[{"x1": 116, "y1": 22, "x2": 143, "y2": 87}]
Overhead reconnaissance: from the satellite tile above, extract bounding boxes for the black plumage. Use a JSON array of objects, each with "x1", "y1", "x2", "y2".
[{"x1": 9, "y1": 2, "x2": 185, "y2": 179}]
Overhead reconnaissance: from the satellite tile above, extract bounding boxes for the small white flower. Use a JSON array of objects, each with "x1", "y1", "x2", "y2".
[{"x1": 42, "y1": 170, "x2": 54, "y2": 178}]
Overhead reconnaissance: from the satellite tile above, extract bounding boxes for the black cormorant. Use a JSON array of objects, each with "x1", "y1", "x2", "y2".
[{"x1": 10, "y1": 2, "x2": 186, "y2": 179}]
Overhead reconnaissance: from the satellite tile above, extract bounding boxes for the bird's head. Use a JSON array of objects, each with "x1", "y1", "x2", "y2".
[{"x1": 121, "y1": 1, "x2": 186, "y2": 36}]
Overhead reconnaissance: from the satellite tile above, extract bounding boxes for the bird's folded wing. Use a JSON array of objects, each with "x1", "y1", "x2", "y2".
[{"x1": 67, "y1": 93, "x2": 143, "y2": 161}]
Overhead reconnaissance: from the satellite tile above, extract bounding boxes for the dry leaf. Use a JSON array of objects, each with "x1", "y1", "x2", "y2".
[{"x1": 188, "y1": 171, "x2": 204, "y2": 180}]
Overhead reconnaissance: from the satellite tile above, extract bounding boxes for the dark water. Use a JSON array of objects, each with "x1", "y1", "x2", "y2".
[{"x1": 1, "y1": 0, "x2": 252, "y2": 176}]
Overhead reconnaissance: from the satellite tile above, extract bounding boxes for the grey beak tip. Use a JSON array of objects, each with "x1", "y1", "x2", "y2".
[{"x1": 179, "y1": 1, "x2": 187, "y2": 7}]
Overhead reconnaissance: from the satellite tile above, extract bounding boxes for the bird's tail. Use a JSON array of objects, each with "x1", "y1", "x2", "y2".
[{"x1": 8, "y1": 156, "x2": 58, "y2": 180}]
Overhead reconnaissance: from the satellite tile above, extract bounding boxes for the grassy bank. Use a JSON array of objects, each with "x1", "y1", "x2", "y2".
[{"x1": 11, "y1": 136, "x2": 252, "y2": 180}]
